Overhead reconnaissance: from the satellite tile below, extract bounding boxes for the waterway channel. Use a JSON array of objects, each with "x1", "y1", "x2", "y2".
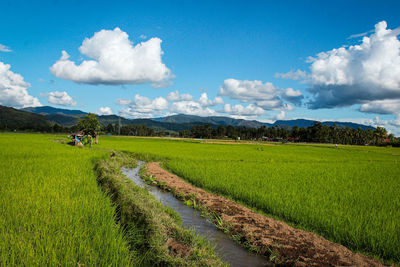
[{"x1": 121, "y1": 161, "x2": 271, "y2": 267}]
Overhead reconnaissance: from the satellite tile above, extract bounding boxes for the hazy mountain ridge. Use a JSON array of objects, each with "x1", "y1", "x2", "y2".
[
  {"x1": 22, "y1": 106, "x2": 87, "y2": 116},
  {"x1": 158, "y1": 114, "x2": 375, "y2": 130},
  {"x1": 15, "y1": 106, "x2": 375, "y2": 131}
]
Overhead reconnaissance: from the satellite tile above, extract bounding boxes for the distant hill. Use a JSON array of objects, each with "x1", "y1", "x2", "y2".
[
  {"x1": 18, "y1": 106, "x2": 375, "y2": 131},
  {"x1": 0, "y1": 105, "x2": 52, "y2": 130},
  {"x1": 272, "y1": 119, "x2": 375, "y2": 130},
  {"x1": 44, "y1": 114, "x2": 82, "y2": 127},
  {"x1": 99, "y1": 116, "x2": 212, "y2": 132},
  {"x1": 156, "y1": 114, "x2": 374, "y2": 130},
  {"x1": 22, "y1": 106, "x2": 87, "y2": 116},
  {"x1": 158, "y1": 114, "x2": 265, "y2": 128}
]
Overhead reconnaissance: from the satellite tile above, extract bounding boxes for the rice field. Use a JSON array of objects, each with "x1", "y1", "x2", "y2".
[
  {"x1": 1, "y1": 133, "x2": 399, "y2": 264},
  {"x1": 0, "y1": 133, "x2": 131, "y2": 266},
  {"x1": 97, "y1": 136, "x2": 400, "y2": 263}
]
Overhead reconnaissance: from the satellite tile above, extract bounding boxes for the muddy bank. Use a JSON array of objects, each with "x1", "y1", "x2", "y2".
[{"x1": 145, "y1": 162, "x2": 386, "y2": 267}]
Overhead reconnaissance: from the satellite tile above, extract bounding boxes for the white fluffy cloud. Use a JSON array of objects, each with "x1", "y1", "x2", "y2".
[
  {"x1": 220, "y1": 79, "x2": 279, "y2": 102},
  {"x1": 166, "y1": 90, "x2": 193, "y2": 101},
  {"x1": 273, "y1": 110, "x2": 286, "y2": 120},
  {"x1": 360, "y1": 99, "x2": 400, "y2": 114},
  {"x1": 308, "y1": 21, "x2": 400, "y2": 109},
  {"x1": 41, "y1": 91, "x2": 77, "y2": 106},
  {"x1": 132, "y1": 94, "x2": 168, "y2": 112},
  {"x1": 170, "y1": 100, "x2": 217, "y2": 116},
  {"x1": 223, "y1": 103, "x2": 264, "y2": 116},
  {"x1": 275, "y1": 69, "x2": 307, "y2": 80},
  {"x1": 0, "y1": 44, "x2": 11, "y2": 52},
  {"x1": 198, "y1": 92, "x2": 224, "y2": 106},
  {"x1": 118, "y1": 91, "x2": 224, "y2": 118},
  {"x1": 119, "y1": 94, "x2": 169, "y2": 118},
  {"x1": 0, "y1": 62, "x2": 41, "y2": 108},
  {"x1": 96, "y1": 106, "x2": 113, "y2": 115},
  {"x1": 167, "y1": 92, "x2": 224, "y2": 117},
  {"x1": 50, "y1": 28, "x2": 172, "y2": 87},
  {"x1": 220, "y1": 78, "x2": 301, "y2": 109}
]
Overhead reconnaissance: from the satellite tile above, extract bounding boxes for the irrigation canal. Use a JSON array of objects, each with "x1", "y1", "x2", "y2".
[{"x1": 121, "y1": 161, "x2": 271, "y2": 267}]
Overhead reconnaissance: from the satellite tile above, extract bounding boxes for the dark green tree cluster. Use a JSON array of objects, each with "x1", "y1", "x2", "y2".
[
  {"x1": 102, "y1": 123, "x2": 156, "y2": 136},
  {"x1": 181, "y1": 122, "x2": 399, "y2": 146},
  {"x1": 78, "y1": 113, "x2": 101, "y2": 143}
]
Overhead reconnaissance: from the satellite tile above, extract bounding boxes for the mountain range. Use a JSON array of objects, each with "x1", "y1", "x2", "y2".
[{"x1": 0, "y1": 105, "x2": 375, "y2": 132}]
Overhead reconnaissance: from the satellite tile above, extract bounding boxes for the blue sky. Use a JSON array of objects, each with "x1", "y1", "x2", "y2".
[{"x1": 1, "y1": 0, "x2": 400, "y2": 134}]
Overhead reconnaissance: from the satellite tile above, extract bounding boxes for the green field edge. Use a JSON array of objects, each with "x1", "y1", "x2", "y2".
[
  {"x1": 94, "y1": 150, "x2": 227, "y2": 267},
  {"x1": 127, "y1": 151, "x2": 394, "y2": 266}
]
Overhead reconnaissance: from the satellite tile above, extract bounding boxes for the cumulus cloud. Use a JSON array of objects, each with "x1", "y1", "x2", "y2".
[
  {"x1": 360, "y1": 99, "x2": 400, "y2": 114},
  {"x1": 171, "y1": 100, "x2": 217, "y2": 116},
  {"x1": 198, "y1": 92, "x2": 224, "y2": 106},
  {"x1": 220, "y1": 79, "x2": 280, "y2": 102},
  {"x1": 41, "y1": 91, "x2": 77, "y2": 106},
  {"x1": 119, "y1": 94, "x2": 168, "y2": 118},
  {"x1": 223, "y1": 103, "x2": 264, "y2": 116},
  {"x1": 273, "y1": 110, "x2": 286, "y2": 120},
  {"x1": 117, "y1": 91, "x2": 225, "y2": 118},
  {"x1": 96, "y1": 106, "x2": 113, "y2": 115},
  {"x1": 275, "y1": 69, "x2": 307, "y2": 80},
  {"x1": 132, "y1": 94, "x2": 168, "y2": 112},
  {"x1": 166, "y1": 90, "x2": 193, "y2": 101},
  {"x1": 0, "y1": 62, "x2": 41, "y2": 108},
  {"x1": 219, "y1": 78, "x2": 298, "y2": 110},
  {"x1": 50, "y1": 28, "x2": 172, "y2": 87},
  {"x1": 307, "y1": 21, "x2": 400, "y2": 109},
  {"x1": 119, "y1": 108, "x2": 156, "y2": 119},
  {"x1": 0, "y1": 44, "x2": 11, "y2": 52}
]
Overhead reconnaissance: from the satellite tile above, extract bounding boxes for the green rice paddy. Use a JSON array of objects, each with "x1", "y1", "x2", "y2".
[
  {"x1": 0, "y1": 133, "x2": 131, "y2": 266},
  {"x1": 98, "y1": 136, "x2": 400, "y2": 263},
  {"x1": 1, "y1": 133, "x2": 399, "y2": 265}
]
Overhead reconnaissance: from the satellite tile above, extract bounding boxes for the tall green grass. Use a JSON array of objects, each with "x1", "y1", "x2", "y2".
[
  {"x1": 98, "y1": 136, "x2": 400, "y2": 263},
  {"x1": 0, "y1": 133, "x2": 131, "y2": 266}
]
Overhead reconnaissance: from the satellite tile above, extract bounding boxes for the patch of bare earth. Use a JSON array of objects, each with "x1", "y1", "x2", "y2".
[
  {"x1": 146, "y1": 162, "x2": 387, "y2": 267},
  {"x1": 165, "y1": 238, "x2": 192, "y2": 258}
]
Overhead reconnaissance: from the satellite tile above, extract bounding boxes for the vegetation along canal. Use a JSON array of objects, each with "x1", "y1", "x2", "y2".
[{"x1": 121, "y1": 161, "x2": 271, "y2": 267}]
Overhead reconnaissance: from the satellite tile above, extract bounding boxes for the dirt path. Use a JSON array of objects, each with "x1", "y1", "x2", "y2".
[{"x1": 145, "y1": 162, "x2": 387, "y2": 267}]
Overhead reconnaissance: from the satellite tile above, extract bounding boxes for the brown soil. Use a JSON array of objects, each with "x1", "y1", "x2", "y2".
[
  {"x1": 165, "y1": 238, "x2": 193, "y2": 258},
  {"x1": 146, "y1": 162, "x2": 388, "y2": 267}
]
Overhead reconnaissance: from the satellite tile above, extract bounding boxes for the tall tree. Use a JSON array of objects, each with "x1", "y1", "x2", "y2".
[{"x1": 78, "y1": 113, "x2": 100, "y2": 144}]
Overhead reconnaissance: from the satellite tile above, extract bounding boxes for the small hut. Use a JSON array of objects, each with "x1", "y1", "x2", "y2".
[{"x1": 69, "y1": 131, "x2": 84, "y2": 147}]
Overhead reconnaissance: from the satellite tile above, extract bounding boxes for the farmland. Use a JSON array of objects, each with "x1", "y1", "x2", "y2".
[
  {"x1": 98, "y1": 136, "x2": 400, "y2": 263},
  {"x1": 0, "y1": 133, "x2": 225, "y2": 266},
  {"x1": 1, "y1": 133, "x2": 399, "y2": 265},
  {"x1": 0, "y1": 133, "x2": 131, "y2": 266}
]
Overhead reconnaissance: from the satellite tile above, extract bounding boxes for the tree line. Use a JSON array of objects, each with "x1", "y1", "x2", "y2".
[
  {"x1": 2, "y1": 112, "x2": 399, "y2": 146},
  {"x1": 179, "y1": 122, "x2": 399, "y2": 146}
]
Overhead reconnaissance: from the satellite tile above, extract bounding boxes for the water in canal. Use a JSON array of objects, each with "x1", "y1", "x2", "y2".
[{"x1": 121, "y1": 161, "x2": 271, "y2": 267}]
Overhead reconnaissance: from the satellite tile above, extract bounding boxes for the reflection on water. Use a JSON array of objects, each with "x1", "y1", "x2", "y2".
[{"x1": 121, "y1": 161, "x2": 271, "y2": 267}]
